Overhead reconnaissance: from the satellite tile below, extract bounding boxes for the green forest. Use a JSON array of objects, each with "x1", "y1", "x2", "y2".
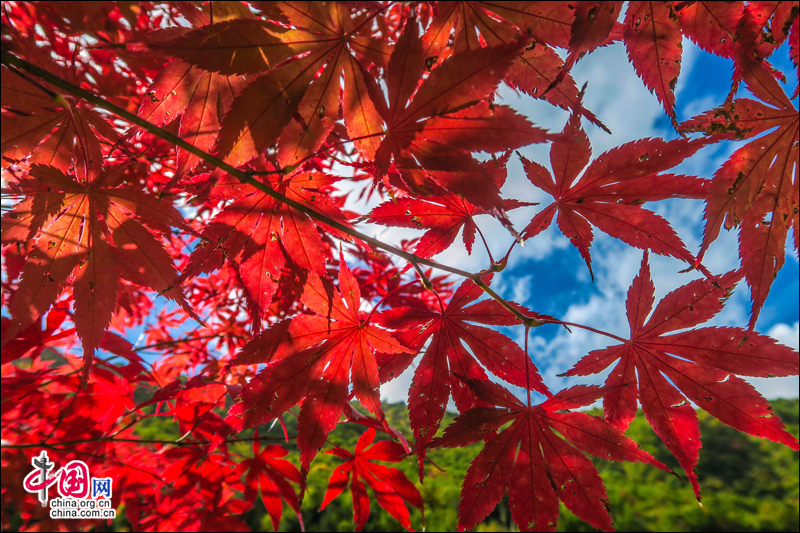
[{"x1": 129, "y1": 398, "x2": 799, "y2": 532}]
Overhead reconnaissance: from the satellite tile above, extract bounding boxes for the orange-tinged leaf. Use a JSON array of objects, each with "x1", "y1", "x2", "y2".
[
  {"x1": 277, "y1": 49, "x2": 346, "y2": 167},
  {"x1": 215, "y1": 52, "x2": 324, "y2": 170},
  {"x1": 343, "y1": 52, "x2": 385, "y2": 160},
  {"x1": 1, "y1": 164, "x2": 191, "y2": 374},
  {"x1": 146, "y1": 19, "x2": 297, "y2": 75}
]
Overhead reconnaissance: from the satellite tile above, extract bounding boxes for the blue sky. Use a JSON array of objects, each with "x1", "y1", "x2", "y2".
[{"x1": 360, "y1": 35, "x2": 799, "y2": 403}]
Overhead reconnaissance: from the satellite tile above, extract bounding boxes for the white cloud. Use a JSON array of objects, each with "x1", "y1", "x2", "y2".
[
  {"x1": 768, "y1": 322, "x2": 800, "y2": 349},
  {"x1": 744, "y1": 322, "x2": 799, "y2": 400}
]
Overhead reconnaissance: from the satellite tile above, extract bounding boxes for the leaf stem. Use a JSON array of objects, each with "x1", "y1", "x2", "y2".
[
  {"x1": 475, "y1": 223, "x2": 495, "y2": 264},
  {"x1": 543, "y1": 320, "x2": 628, "y2": 343}
]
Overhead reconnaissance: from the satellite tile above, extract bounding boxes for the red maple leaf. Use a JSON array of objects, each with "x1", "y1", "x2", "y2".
[
  {"x1": 150, "y1": 2, "x2": 389, "y2": 170},
  {"x1": 225, "y1": 253, "x2": 411, "y2": 482},
  {"x1": 622, "y1": 1, "x2": 684, "y2": 121},
  {"x1": 433, "y1": 378, "x2": 671, "y2": 532},
  {"x1": 675, "y1": 1, "x2": 744, "y2": 59},
  {"x1": 369, "y1": 15, "x2": 548, "y2": 214},
  {"x1": 521, "y1": 106, "x2": 710, "y2": 279},
  {"x1": 680, "y1": 58, "x2": 798, "y2": 328},
  {"x1": 423, "y1": 1, "x2": 610, "y2": 131},
  {"x1": 322, "y1": 428, "x2": 423, "y2": 532},
  {"x1": 177, "y1": 170, "x2": 352, "y2": 329},
  {"x1": 561, "y1": 252, "x2": 799, "y2": 499},
  {"x1": 137, "y1": 54, "x2": 245, "y2": 179},
  {"x1": 234, "y1": 438, "x2": 302, "y2": 532},
  {"x1": 3, "y1": 3, "x2": 800, "y2": 532},
  {"x1": 375, "y1": 276, "x2": 548, "y2": 472},
  {"x1": 2, "y1": 55, "x2": 118, "y2": 182},
  {"x1": 0, "y1": 305, "x2": 73, "y2": 364},
  {"x1": 1, "y1": 164, "x2": 194, "y2": 376}
]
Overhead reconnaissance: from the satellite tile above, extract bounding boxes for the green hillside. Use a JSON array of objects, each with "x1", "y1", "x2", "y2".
[{"x1": 133, "y1": 399, "x2": 799, "y2": 532}]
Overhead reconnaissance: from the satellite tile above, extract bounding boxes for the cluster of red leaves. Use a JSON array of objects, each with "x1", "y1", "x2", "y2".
[{"x1": 1, "y1": 2, "x2": 798, "y2": 532}]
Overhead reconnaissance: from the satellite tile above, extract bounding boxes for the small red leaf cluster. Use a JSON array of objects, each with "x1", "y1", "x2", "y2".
[{"x1": 1, "y1": 2, "x2": 797, "y2": 532}]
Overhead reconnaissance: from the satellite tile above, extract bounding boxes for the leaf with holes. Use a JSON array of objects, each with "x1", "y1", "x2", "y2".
[{"x1": 680, "y1": 58, "x2": 799, "y2": 327}]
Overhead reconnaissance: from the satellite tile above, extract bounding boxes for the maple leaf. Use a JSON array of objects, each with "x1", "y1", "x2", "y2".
[
  {"x1": 322, "y1": 428, "x2": 423, "y2": 532},
  {"x1": 1, "y1": 65, "x2": 118, "y2": 182},
  {"x1": 558, "y1": 2, "x2": 797, "y2": 122},
  {"x1": 433, "y1": 378, "x2": 671, "y2": 532},
  {"x1": 421, "y1": 1, "x2": 610, "y2": 131},
  {"x1": 623, "y1": 1, "x2": 684, "y2": 121},
  {"x1": 521, "y1": 106, "x2": 710, "y2": 278},
  {"x1": 735, "y1": 1, "x2": 797, "y2": 62},
  {"x1": 551, "y1": 1, "x2": 710, "y2": 119},
  {"x1": 234, "y1": 439, "x2": 302, "y2": 532},
  {"x1": 369, "y1": 154, "x2": 530, "y2": 259},
  {"x1": 374, "y1": 276, "x2": 548, "y2": 472},
  {"x1": 4, "y1": 3, "x2": 800, "y2": 532},
  {"x1": 370, "y1": 15, "x2": 548, "y2": 214},
  {"x1": 680, "y1": 59, "x2": 798, "y2": 327},
  {"x1": 561, "y1": 252, "x2": 799, "y2": 499},
  {"x1": 0, "y1": 164, "x2": 193, "y2": 376},
  {"x1": 137, "y1": 56, "x2": 245, "y2": 178},
  {"x1": 71, "y1": 369, "x2": 136, "y2": 434},
  {"x1": 546, "y1": 1, "x2": 624, "y2": 100},
  {"x1": 225, "y1": 254, "x2": 411, "y2": 483},
  {"x1": 177, "y1": 171, "x2": 352, "y2": 329},
  {"x1": 152, "y1": 2, "x2": 388, "y2": 171},
  {"x1": 369, "y1": 193, "x2": 484, "y2": 259},
  {"x1": 674, "y1": 1, "x2": 745, "y2": 59}
]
